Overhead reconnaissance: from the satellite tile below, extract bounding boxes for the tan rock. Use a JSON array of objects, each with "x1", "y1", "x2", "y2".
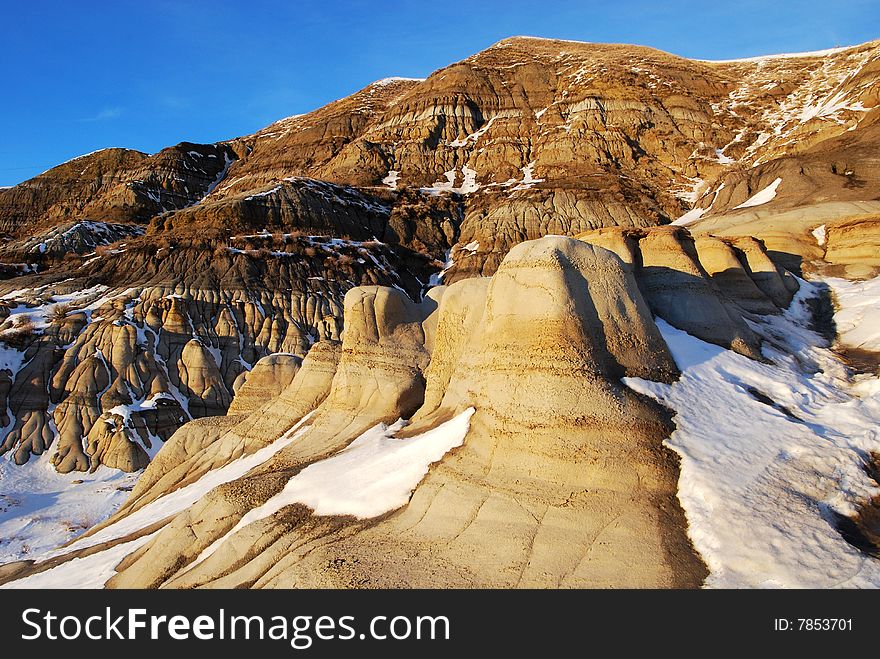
[
  {"x1": 693, "y1": 236, "x2": 778, "y2": 315},
  {"x1": 107, "y1": 238, "x2": 705, "y2": 589},
  {"x1": 107, "y1": 286, "x2": 438, "y2": 588}
]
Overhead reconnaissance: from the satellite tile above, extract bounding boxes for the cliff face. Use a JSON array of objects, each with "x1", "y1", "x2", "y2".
[
  {"x1": 0, "y1": 143, "x2": 236, "y2": 237},
  {"x1": 97, "y1": 237, "x2": 708, "y2": 589},
  {"x1": 4, "y1": 38, "x2": 878, "y2": 275},
  {"x1": 2, "y1": 36, "x2": 880, "y2": 589},
  {"x1": 0, "y1": 236, "x2": 435, "y2": 472},
  {"x1": 0, "y1": 38, "x2": 877, "y2": 479}
]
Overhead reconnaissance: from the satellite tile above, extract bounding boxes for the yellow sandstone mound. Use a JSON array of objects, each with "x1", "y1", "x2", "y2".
[{"x1": 100, "y1": 237, "x2": 706, "y2": 589}]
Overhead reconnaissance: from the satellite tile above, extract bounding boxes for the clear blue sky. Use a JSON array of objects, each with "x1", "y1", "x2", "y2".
[{"x1": 1, "y1": 0, "x2": 877, "y2": 186}]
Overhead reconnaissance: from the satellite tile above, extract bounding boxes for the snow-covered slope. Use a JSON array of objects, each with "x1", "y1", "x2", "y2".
[
  {"x1": 825, "y1": 276, "x2": 880, "y2": 352},
  {"x1": 625, "y1": 281, "x2": 880, "y2": 587}
]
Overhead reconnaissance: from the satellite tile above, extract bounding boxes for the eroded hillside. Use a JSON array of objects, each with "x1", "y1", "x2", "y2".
[{"x1": 1, "y1": 37, "x2": 880, "y2": 588}]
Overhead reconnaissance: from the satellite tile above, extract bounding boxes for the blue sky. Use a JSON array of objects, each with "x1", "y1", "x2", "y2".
[{"x1": 1, "y1": 0, "x2": 877, "y2": 186}]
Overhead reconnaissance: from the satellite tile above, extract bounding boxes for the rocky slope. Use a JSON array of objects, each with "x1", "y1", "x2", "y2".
[
  {"x1": 0, "y1": 235, "x2": 435, "y2": 472},
  {"x1": 0, "y1": 143, "x2": 236, "y2": 239},
  {"x1": 1, "y1": 36, "x2": 880, "y2": 588}
]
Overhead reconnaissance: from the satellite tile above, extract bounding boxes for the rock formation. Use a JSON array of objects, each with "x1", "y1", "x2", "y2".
[
  {"x1": 575, "y1": 226, "x2": 795, "y2": 357},
  {"x1": 52, "y1": 237, "x2": 704, "y2": 589},
  {"x1": 0, "y1": 36, "x2": 879, "y2": 589},
  {"x1": 0, "y1": 236, "x2": 435, "y2": 472},
  {"x1": 0, "y1": 143, "x2": 236, "y2": 238}
]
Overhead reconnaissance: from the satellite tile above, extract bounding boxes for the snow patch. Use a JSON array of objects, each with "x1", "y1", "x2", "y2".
[
  {"x1": 825, "y1": 276, "x2": 880, "y2": 352},
  {"x1": 448, "y1": 117, "x2": 496, "y2": 147},
  {"x1": 421, "y1": 167, "x2": 480, "y2": 195},
  {"x1": 244, "y1": 184, "x2": 282, "y2": 200},
  {"x1": 671, "y1": 207, "x2": 706, "y2": 226},
  {"x1": 812, "y1": 224, "x2": 827, "y2": 246},
  {"x1": 0, "y1": 533, "x2": 158, "y2": 589},
  {"x1": 382, "y1": 170, "x2": 399, "y2": 190},
  {"x1": 4, "y1": 412, "x2": 316, "y2": 577},
  {"x1": 701, "y1": 46, "x2": 852, "y2": 64},
  {"x1": 624, "y1": 287, "x2": 880, "y2": 588},
  {"x1": 190, "y1": 408, "x2": 474, "y2": 567},
  {"x1": 734, "y1": 177, "x2": 782, "y2": 209},
  {"x1": 0, "y1": 451, "x2": 140, "y2": 564},
  {"x1": 372, "y1": 76, "x2": 425, "y2": 86},
  {"x1": 510, "y1": 162, "x2": 544, "y2": 191},
  {"x1": 715, "y1": 148, "x2": 735, "y2": 164},
  {"x1": 256, "y1": 409, "x2": 473, "y2": 518}
]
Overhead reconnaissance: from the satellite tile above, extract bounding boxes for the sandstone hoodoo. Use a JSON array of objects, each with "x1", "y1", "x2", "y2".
[
  {"x1": 94, "y1": 237, "x2": 706, "y2": 588},
  {"x1": 1, "y1": 36, "x2": 880, "y2": 589}
]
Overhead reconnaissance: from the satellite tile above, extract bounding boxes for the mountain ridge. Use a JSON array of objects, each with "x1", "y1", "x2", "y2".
[{"x1": 1, "y1": 36, "x2": 880, "y2": 589}]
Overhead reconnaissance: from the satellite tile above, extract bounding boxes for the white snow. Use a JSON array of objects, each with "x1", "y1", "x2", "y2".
[
  {"x1": 672, "y1": 182, "x2": 727, "y2": 226},
  {"x1": 671, "y1": 206, "x2": 707, "y2": 226},
  {"x1": 812, "y1": 224, "x2": 827, "y2": 246},
  {"x1": 511, "y1": 161, "x2": 544, "y2": 191},
  {"x1": 382, "y1": 169, "x2": 400, "y2": 190},
  {"x1": 0, "y1": 533, "x2": 158, "y2": 589},
  {"x1": 200, "y1": 151, "x2": 234, "y2": 200},
  {"x1": 734, "y1": 177, "x2": 782, "y2": 209},
  {"x1": 428, "y1": 248, "x2": 454, "y2": 287},
  {"x1": 0, "y1": 413, "x2": 315, "y2": 592},
  {"x1": 57, "y1": 414, "x2": 313, "y2": 557},
  {"x1": 372, "y1": 76, "x2": 425, "y2": 86},
  {"x1": 0, "y1": 342, "x2": 26, "y2": 373},
  {"x1": 0, "y1": 450, "x2": 140, "y2": 564},
  {"x1": 433, "y1": 170, "x2": 457, "y2": 192},
  {"x1": 825, "y1": 276, "x2": 880, "y2": 352},
  {"x1": 673, "y1": 177, "x2": 706, "y2": 204},
  {"x1": 701, "y1": 46, "x2": 852, "y2": 64},
  {"x1": 244, "y1": 184, "x2": 282, "y2": 200},
  {"x1": 799, "y1": 91, "x2": 868, "y2": 124},
  {"x1": 715, "y1": 148, "x2": 735, "y2": 164},
  {"x1": 421, "y1": 167, "x2": 480, "y2": 195},
  {"x1": 461, "y1": 241, "x2": 480, "y2": 253},
  {"x1": 105, "y1": 392, "x2": 177, "y2": 426},
  {"x1": 0, "y1": 284, "x2": 110, "y2": 334},
  {"x1": 262, "y1": 409, "x2": 473, "y2": 519},
  {"x1": 459, "y1": 166, "x2": 479, "y2": 193},
  {"x1": 190, "y1": 408, "x2": 474, "y2": 568},
  {"x1": 624, "y1": 285, "x2": 880, "y2": 588},
  {"x1": 448, "y1": 117, "x2": 496, "y2": 147}
]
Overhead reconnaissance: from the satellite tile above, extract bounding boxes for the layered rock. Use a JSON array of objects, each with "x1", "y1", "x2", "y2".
[
  {"x1": 107, "y1": 285, "x2": 438, "y2": 588},
  {"x1": 0, "y1": 221, "x2": 145, "y2": 262},
  {"x1": 0, "y1": 143, "x2": 236, "y2": 237},
  {"x1": 692, "y1": 236, "x2": 779, "y2": 315},
  {"x1": 577, "y1": 226, "x2": 795, "y2": 358},
  {"x1": 0, "y1": 237, "x2": 435, "y2": 473},
  {"x1": 1, "y1": 37, "x2": 876, "y2": 307},
  {"x1": 84, "y1": 237, "x2": 708, "y2": 589},
  {"x1": 229, "y1": 353, "x2": 302, "y2": 415},
  {"x1": 105, "y1": 341, "x2": 341, "y2": 521},
  {"x1": 824, "y1": 214, "x2": 880, "y2": 278}
]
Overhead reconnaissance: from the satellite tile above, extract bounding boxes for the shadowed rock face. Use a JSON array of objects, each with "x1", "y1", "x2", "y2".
[
  {"x1": 577, "y1": 225, "x2": 796, "y2": 358},
  {"x1": 75, "y1": 237, "x2": 709, "y2": 589},
  {"x1": 0, "y1": 143, "x2": 236, "y2": 237},
  {"x1": 0, "y1": 238, "x2": 435, "y2": 473}
]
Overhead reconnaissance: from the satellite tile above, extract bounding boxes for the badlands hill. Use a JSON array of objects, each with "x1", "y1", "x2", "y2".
[{"x1": 0, "y1": 37, "x2": 879, "y2": 588}]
